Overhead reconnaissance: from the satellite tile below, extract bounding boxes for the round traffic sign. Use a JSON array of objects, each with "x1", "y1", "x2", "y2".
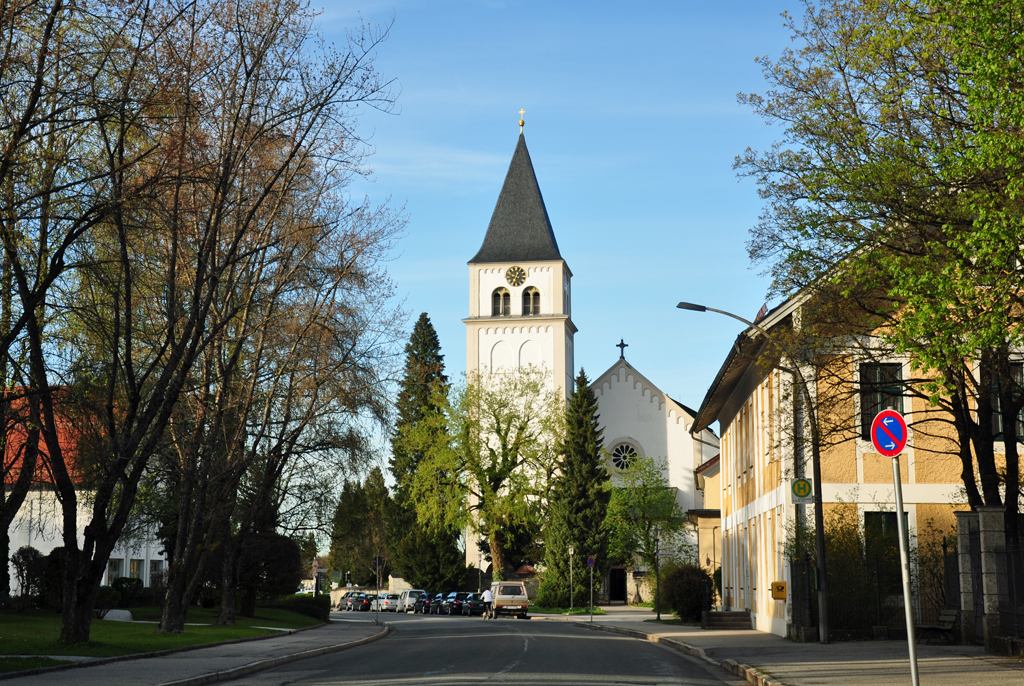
[
  {"x1": 587, "y1": 556, "x2": 595, "y2": 568},
  {"x1": 871, "y1": 409, "x2": 908, "y2": 457},
  {"x1": 792, "y1": 478, "x2": 812, "y2": 499}
]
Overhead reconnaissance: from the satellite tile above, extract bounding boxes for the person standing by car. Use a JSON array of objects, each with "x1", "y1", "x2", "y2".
[{"x1": 482, "y1": 587, "x2": 493, "y2": 619}]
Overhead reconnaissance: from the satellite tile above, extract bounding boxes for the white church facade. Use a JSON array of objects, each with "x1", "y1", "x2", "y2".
[{"x1": 463, "y1": 128, "x2": 720, "y2": 595}]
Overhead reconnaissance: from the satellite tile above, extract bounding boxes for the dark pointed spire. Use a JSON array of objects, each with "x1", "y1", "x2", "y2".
[{"x1": 469, "y1": 134, "x2": 562, "y2": 264}]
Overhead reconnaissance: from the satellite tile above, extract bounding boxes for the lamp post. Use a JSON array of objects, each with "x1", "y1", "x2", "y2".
[
  {"x1": 654, "y1": 527, "x2": 661, "y2": 621},
  {"x1": 677, "y1": 301, "x2": 830, "y2": 644},
  {"x1": 569, "y1": 545, "x2": 574, "y2": 609}
]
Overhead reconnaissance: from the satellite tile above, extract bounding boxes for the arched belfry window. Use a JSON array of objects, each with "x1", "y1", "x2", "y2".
[
  {"x1": 522, "y1": 287, "x2": 540, "y2": 315},
  {"x1": 492, "y1": 288, "x2": 510, "y2": 316}
]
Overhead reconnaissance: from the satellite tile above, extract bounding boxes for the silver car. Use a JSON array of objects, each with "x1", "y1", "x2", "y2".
[{"x1": 371, "y1": 593, "x2": 400, "y2": 612}]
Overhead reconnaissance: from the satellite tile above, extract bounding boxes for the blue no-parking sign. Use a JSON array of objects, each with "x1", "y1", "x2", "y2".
[
  {"x1": 587, "y1": 556, "x2": 594, "y2": 568},
  {"x1": 871, "y1": 409, "x2": 908, "y2": 457}
]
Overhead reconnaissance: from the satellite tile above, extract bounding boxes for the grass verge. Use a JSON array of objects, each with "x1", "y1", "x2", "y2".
[
  {"x1": 0, "y1": 657, "x2": 74, "y2": 674},
  {"x1": 0, "y1": 607, "x2": 320, "y2": 659},
  {"x1": 529, "y1": 606, "x2": 606, "y2": 615}
]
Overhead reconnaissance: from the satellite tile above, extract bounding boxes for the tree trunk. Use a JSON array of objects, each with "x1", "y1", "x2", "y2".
[{"x1": 488, "y1": 529, "x2": 506, "y2": 581}]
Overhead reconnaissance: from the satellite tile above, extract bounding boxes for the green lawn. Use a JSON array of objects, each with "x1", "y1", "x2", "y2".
[
  {"x1": 0, "y1": 607, "x2": 320, "y2": 660},
  {"x1": 529, "y1": 606, "x2": 606, "y2": 615},
  {"x1": 0, "y1": 657, "x2": 73, "y2": 674}
]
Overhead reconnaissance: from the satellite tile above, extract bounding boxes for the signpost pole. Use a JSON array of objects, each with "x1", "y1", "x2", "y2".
[
  {"x1": 871, "y1": 409, "x2": 919, "y2": 686},
  {"x1": 569, "y1": 545, "x2": 574, "y2": 610},
  {"x1": 589, "y1": 563, "x2": 593, "y2": 622},
  {"x1": 892, "y1": 458, "x2": 920, "y2": 686}
]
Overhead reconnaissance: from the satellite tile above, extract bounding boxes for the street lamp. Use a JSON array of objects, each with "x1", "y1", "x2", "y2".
[
  {"x1": 654, "y1": 527, "x2": 661, "y2": 621},
  {"x1": 568, "y1": 545, "x2": 574, "y2": 609},
  {"x1": 677, "y1": 301, "x2": 830, "y2": 644}
]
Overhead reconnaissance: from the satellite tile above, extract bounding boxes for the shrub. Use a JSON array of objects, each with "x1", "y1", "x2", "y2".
[
  {"x1": 661, "y1": 562, "x2": 715, "y2": 622},
  {"x1": 42, "y1": 548, "x2": 66, "y2": 611},
  {"x1": 95, "y1": 585, "x2": 118, "y2": 619},
  {"x1": 10, "y1": 546, "x2": 45, "y2": 610},
  {"x1": 112, "y1": 577, "x2": 144, "y2": 608},
  {"x1": 264, "y1": 592, "x2": 331, "y2": 622}
]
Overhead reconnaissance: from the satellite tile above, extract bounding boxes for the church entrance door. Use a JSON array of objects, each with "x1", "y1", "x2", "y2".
[{"x1": 609, "y1": 567, "x2": 627, "y2": 603}]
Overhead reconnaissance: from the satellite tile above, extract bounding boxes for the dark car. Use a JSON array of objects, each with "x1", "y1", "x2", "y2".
[
  {"x1": 427, "y1": 592, "x2": 447, "y2": 614},
  {"x1": 352, "y1": 593, "x2": 374, "y2": 612},
  {"x1": 441, "y1": 592, "x2": 469, "y2": 616},
  {"x1": 344, "y1": 592, "x2": 364, "y2": 611},
  {"x1": 462, "y1": 592, "x2": 486, "y2": 616},
  {"x1": 413, "y1": 591, "x2": 433, "y2": 614}
]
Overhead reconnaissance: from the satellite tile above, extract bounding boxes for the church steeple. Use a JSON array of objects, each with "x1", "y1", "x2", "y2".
[{"x1": 469, "y1": 134, "x2": 562, "y2": 264}]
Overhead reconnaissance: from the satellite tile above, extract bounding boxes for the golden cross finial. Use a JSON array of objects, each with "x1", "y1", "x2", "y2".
[{"x1": 519, "y1": 109, "x2": 525, "y2": 132}]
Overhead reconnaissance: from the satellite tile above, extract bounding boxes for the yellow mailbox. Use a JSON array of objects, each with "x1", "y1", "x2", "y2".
[{"x1": 771, "y1": 581, "x2": 787, "y2": 600}]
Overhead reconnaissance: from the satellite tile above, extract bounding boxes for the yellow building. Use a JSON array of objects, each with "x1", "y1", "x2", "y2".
[{"x1": 690, "y1": 297, "x2": 969, "y2": 637}]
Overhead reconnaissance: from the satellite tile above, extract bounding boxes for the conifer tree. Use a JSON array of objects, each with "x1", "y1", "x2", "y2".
[
  {"x1": 537, "y1": 369, "x2": 610, "y2": 607},
  {"x1": 387, "y1": 314, "x2": 464, "y2": 589}
]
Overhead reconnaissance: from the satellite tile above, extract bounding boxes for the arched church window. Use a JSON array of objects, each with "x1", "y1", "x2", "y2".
[
  {"x1": 492, "y1": 288, "x2": 510, "y2": 316},
  {"x1": 611, "y1": 443, "x2": 638, "y2": 470},
  {"x1": 522, "y1": 287, "x2": 540, "y2": 315}
]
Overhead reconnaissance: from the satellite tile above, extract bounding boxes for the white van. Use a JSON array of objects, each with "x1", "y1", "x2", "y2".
[
  {"x1": 397, "y1": 588, "x2": 427, "y2": 613},
  {"x1": 490, "y1": 581, "x2": 529, "y2": 619}
]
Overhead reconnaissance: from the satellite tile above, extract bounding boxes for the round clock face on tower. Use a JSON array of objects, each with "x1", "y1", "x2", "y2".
[{"x1": 505, "y1": 266, "x2": 526, "y2": 287}]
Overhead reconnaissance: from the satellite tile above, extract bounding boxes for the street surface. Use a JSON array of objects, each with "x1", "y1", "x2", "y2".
[{"x1": 232, "y1": 612, "x2": 744, "y2": 685}]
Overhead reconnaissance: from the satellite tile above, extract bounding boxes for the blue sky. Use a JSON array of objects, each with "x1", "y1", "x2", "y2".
[{"x1": 320, "y1": 1, "x2": 798, "y2": 423}]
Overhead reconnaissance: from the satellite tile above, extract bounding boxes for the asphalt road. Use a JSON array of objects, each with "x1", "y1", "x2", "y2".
[{"x1": 230, "y1": 611, "x2": 745, "y2": 685}]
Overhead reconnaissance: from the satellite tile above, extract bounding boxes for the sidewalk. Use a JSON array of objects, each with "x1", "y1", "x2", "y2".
[
  {"x1": 570, "y1": 605, "x2": 1024, "y2": 686},
  {"x1": 5, "y1": 614, "x2": 387, "y2": 686}
]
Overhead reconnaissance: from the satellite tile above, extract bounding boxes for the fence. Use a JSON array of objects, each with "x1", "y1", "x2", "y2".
[
  {"x1": 1000, "y1": 543, "x2": 1024, "y2": 638},
  {"x1": 787, "y1": 538, "x2": 957, "y2": 640}
]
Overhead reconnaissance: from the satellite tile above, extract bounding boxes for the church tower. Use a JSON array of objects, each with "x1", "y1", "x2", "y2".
[{"x1": 464, "y1": 131, "x2": 575, "y2": 397}]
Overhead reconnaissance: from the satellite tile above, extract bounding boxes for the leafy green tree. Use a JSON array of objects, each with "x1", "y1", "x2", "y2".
[
  {"x1": 386, "y1": 314, "x2": 464, "y2": 589},
  {"x1": 735, "y1": 0, "x2": 1024, "y2": 539},
  {"x1": 328, "y1": 469, "x2": 392, "y2": 586},
  {"x1": 537, "y1": 369, "x2": 610, "y2": 608},
  {"x1": 407, "y1": 368, "x2": 564, "y2": 580},
  {"x1": 606, "y1": 455, "x2": 689, "y2": 580}
]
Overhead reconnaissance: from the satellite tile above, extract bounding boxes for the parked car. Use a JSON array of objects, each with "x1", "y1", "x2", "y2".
[
  {"x1": 441, "y1": 591, "x2": 469, "y2": 616},
  {"x1": 412, "y1": 591, "x2": 433, "y2": 614},
  {"x1": 427, "y1": 592, "x2": 447, "y2": 614},
  {"x1": 352, "y1": 593, "x2": 374, "y2": 612},
  {"x1": 338, "y1": 590, "x2": 359, "y2": 610},
  {"x1": 344, "y1": 592, "x2": 364, "y2": 611},
  {"x1": 372, "y1": 593, "x2": 400, "y2": 612},
  {"x1": 397, "y1": 589, "x2": 426, "y2": 612},
  {"x1": 462, "y1": 592, "x2": 486, "y2": 616},
  {"x1": 490, "y1": 581, "x2": 529, "y2": 619}
]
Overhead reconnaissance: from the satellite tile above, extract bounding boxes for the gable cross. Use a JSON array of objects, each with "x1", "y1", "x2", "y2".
[
  {"x1": 616, "y1": 339, "x2": 628, "y2": 359},
  {"x1": 519, "y1": 108, "x2": 525, "y2": 132}
]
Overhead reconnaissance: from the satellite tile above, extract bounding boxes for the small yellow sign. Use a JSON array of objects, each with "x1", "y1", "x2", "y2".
[{"x1": 771, "y1": 581, "x2": 787, "y2": 600}]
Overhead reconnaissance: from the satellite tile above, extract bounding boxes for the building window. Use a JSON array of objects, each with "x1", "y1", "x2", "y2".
[
  {"x1": 611, "y1": 443, "x2": 637, "y2": 469},
  {"x1": 860, "y1": 363, "x2": 903, "y2": 439},
  {"x1": 522, "y1": 287, "x2": 540, "y2": 315},
  {"x1": 993, "y1": 363, "x2": 1024, "y2": 443},
  {"x1": 107, "y1": 558, "x2": 123, "y2": 584},
  {"x1": 149, "y1": 559, "x2": 165, "y2": 588},
  {"x1": 492, "y1": 288, "x2": 510, "y2": 316},
  {"x1": 129, "y1": 559, "x2": 143, "y2": 579}
]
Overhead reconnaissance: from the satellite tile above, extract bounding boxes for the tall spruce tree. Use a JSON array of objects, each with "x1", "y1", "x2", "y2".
[
  {"x1": 387, "y1": 314, "x2": 464, "y2": 589},
  {"x1": 537, "y1": 369, "x2": 610, "y2": 607}
]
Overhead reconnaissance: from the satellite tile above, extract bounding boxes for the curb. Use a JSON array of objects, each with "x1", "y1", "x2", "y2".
[
  {"x1": 565, "y1": 621, "x2": 787, "y2": 686},
  {"x1": 156, "y1": 623, "x2": 390, "y2": 686},
  {"x1": 0, "y1": 620, "x2": 331, "y2": 681}
]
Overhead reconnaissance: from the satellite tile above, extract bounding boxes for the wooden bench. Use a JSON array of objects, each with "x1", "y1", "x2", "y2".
[{"x1": 916, "y1": 608, "x2": 958, "y2": 644}]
